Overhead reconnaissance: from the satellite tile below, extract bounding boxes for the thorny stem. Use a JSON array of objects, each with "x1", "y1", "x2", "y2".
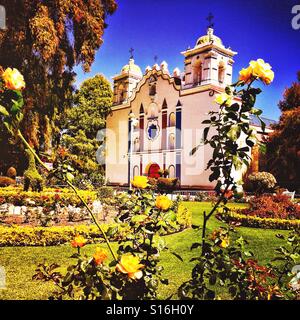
[{"x1": 17, "y1": 129, "x2": 118, "y2": 263}]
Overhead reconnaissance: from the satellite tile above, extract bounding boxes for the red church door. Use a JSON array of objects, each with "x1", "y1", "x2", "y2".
[{"x1": 148, "y1": 164, "x2": 160, "y2": 179}]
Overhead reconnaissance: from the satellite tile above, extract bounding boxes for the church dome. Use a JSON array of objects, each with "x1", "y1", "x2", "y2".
[
  {"x1": 121, "y1": 58, "x2": 143, "y2": 77},
  {"x1": 196, "y1": 28, "x2": 223, "y2": 47}
]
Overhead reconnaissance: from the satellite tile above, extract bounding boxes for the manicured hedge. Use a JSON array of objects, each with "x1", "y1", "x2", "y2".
[
  {"x1": 219, "y1": 211, "x2": 300, "y2": 230},
  {"x1": 0, "y1": 187, "x2": 97, "y2": 207},
  {"x1": 0, "y1": 223, "x2": 130, "y2": 247}
]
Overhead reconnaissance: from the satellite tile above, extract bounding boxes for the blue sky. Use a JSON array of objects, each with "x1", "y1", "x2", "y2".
[{"x1": 75, "y1": 0, "x2": 300, "y2": 120}]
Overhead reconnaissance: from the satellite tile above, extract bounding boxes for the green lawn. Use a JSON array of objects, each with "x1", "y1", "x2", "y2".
[{"x1": 0, "y1": 202, "x2": 289, "y2": 300}]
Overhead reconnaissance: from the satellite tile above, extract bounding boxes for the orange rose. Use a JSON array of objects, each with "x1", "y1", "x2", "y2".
[
  {"x1": 71, "y1": 235, "x2": 87, "y2": 248},
  {"x1": 2, "y1": 68, "x2": 26, "y2": 91},
  {"x1": 93, "y1": 248, "x2": 108, "y2": 265},
  {"x1": 116, "y1": 254, "x2": 144, "y2": 280}
]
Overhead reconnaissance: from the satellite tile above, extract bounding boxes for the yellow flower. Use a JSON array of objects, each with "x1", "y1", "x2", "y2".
[
  {"x1": 249, "y1": 59, "x2": 274, "y2": 85},
  {"x1": 155, "y1": 195, "x2": 172, "y2": 211},
  {"x1": 2, "y1": 68, "x2": 26, "y2": 91},
  {"x1": 71, "y1": 235, "x2": 87, "y2": 248},
  {"x1": 131, "y1": 176, "x2": 148, "y2": 189},
  {"x1": 93, "y1": 248, "x2": 108, "y2": 265},
  {"x1": 211, "y1": 229, "x2": 230, "y2": 248},
  {"x1": 214, "y1": 92, "x2": 233, "y2": 106},
  {"x1": 261, "y1": 69, "x2": 274, "y2": 85},
  {"x1": 116, "y1": 254, "x2": 144, "y2": 280},
  {"x1": 220, "y1": 238, "x2": 230, "y2": 248},
  {"x1": 239, "y1": 66, "x2": 253, "y2": 84}
]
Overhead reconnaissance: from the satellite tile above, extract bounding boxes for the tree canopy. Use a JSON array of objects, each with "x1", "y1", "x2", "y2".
[
  {"x1": 265, "y1": 72, "x2": 300, "y2": 191},
  {"x1": 0, "y1": 0, "x2": 117, "y2": 156},
  {"x1": 60, "y1": 74, "x2": 113, "y2": 177}
]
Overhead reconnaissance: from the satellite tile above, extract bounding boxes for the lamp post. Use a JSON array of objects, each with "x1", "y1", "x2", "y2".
[{"x1": 129, "y1": 112, "x2": 139, "y2": 190}]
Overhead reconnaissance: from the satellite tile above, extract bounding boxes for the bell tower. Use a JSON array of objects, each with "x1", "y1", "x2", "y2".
[
  {"x1": 181, "y1": 15, "x2": 237, "y2": 89},
  {"x1": 113, "y1": 49, "x2": 143, "y2": 105}
]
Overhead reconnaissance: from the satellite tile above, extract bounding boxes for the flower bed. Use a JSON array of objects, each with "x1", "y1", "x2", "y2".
[{"x1": 240, "y1": 193, "x2": 300, "y2": 220}]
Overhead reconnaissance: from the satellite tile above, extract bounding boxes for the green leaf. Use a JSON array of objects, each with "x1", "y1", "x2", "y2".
[
  {"x1": 171, "y1": 251, "x2": 183, "y2": 262},
  {"x1": 66, "y1": 172, "x2": 74, "y2": 182},
  {"x1": 0, "y1": 105, "x2": 9, "y2": 117},
  {"x1": 131, "y1": 214, "x2": 147, "y2": 223},
  {"x1": 227, "y1": 125, "x2": 241, "y2": 141}
]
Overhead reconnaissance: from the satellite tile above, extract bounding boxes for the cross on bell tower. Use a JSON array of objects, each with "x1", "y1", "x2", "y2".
[
  {"x1": 129, "y1": 47, "x2": 134, "y2": 59},
  {"x1": 206, "y1": 12, "x2": 214, "y2": 29}
]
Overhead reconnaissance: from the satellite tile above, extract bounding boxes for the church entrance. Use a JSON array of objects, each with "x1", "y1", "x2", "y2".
[{"x1": 147, "y1": 163, "x2": 160, "y2": 179}]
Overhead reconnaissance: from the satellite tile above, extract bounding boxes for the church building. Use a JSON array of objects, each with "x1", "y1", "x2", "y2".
[{"x1": 105, "y1": 27, "x2": 272, "y2": 190}]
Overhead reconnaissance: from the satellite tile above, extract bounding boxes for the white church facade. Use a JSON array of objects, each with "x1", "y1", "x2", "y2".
[{"x1": 105, "y1": 27, "x2": 272, "y2": 190}]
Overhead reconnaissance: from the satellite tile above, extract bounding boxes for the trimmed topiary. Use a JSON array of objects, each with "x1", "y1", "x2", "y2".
[
  {"x1": 6, "y1": 167, "x2": 17, "y2": 179},
  {"x1": 23, "y1": 149, "x2": 44, "y2": 192},
  {"x1": 245, "y1": 171, "x2": 277, "y2": 194}
]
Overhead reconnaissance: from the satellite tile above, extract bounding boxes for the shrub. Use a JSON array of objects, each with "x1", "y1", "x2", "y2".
[
  {"x1": 176, "y1": 203, "x2": 192, "y2": 228},
  {"x1": 240, "y1": 193, "x2": 300, "y2": 220},
  {"x1": 6, "y1": 167, "x2": 17, "y2": 179},
  {"x1": 0, "y1": 176, "x2": 15, "y2": 187},
  {"x1": 23, "y1": 149, "x2": 44, "y2": 192},
  {"x1": 96, "y1": 186, "x2": 114, "y2": 201},
  {"x1": 157, "y1": 177, "x2": 180, "y2": 193},
  {"x1": 245, "y1": 171, "x2": 277, "y2": 194}
]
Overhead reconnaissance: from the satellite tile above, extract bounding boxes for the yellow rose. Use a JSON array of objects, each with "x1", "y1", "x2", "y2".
[
  {"x1": 71, "y1": 235, "x2": 87, "y2": 248},
  {"x1": 116, "y1": 254, "x2": 144, "y2": 280},
  {"x1": 249, "y1": 59, "x2": 274, "y2": 85},
  {"x1": 219, "y1": 238, "x2": 230, "y2": 248},
  {"x1": 2, "y1": 68, "x2": 26, "y2": 91},
  {"x1": 131, "y1": 176, "x2": 148, "y2": 189},
  {"x1": 211, "y1": 229, "x2": 230, "y2": 248},
  {"x1": 261, "y1": 69, "x2": 274, "y2": 85},
  {"x1": 239, "y1": 66, "x2": 253, "y2": 84},
  {"x1": 214, "y1": 92, "x2": 233, "y2": 106},
  {"x1": 93, "y1": 248, "x2": 108, "y2": 265},
  {"x1": 155, "y1": 195, "x2": 172, "y2": 211}
]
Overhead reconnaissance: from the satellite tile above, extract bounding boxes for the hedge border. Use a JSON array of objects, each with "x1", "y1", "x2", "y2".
[{"x1": 219, "y1": 211, "x2": 300, "y2": 230}]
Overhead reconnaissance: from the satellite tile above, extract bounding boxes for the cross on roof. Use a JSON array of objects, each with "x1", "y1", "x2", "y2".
[
  {"x1": 206, "y1": 12, "x2": 214, "y2": 29},
  {"x1": 129, "y1": 47, "x2": 134, "y2": 59},
  {"x1": 154, "y1": 55, "x2": 158, "y2": 63}
]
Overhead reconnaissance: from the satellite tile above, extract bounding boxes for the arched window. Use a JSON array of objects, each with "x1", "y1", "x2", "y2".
[
  {"x1": 169, "y1": 133, "x2": 175, "y2": 150},
  {"x1": 168, "y1": 165, "x2": 176, "y2": 178},
  {"x1": 149, "y1": 84, "x2": 157, "y2": 96},
  {"x1": 193, "y1": 62, "x2": 202, "y2": 85},
  {"x1": 148, "y1": 103, "x2": 158, "y2": 118},
  {"x1": 133, "y1": 166, "x2": 139, "y2": 178},
  {"x1": 118, "y1": 84, "x2": 125, "y2": 103},
  {"x1": 218, "y1": 62, "x2": 226, "y2": 83},
  {"x1": 133, "y1": 137, "x2": 140, "y2": 152},
  {"x1": 169, "y1": 112, "x2": 176, "y2": 127}
]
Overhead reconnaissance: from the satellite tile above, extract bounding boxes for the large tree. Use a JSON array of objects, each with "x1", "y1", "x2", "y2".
[
  {"x1": 0, "y1": 0, "x2": 117, "y2": 172},
  {"x1": 60, "y1": 74, "x2": 113, "y2": 177},
  {"x1": 265, "y1": 72, "x2": 300, "y2": 191}
]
